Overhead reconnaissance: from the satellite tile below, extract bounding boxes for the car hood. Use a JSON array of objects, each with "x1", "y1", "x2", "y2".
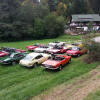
[
  {"x1": 48, "y1": 49, "x2": 60, "y2": 52},
  {"x1": 27, "y1": 46, "x2": 37, "y2": 49},
  {"x1": 20, "y1": 59, "x2": 32, "y2": 65},
  {"x1": 34, "y1": 48, "x2": 47, "y2": 51},
  {"x1": 0, "y1": 57, "x2": 12, "y2": 62},
  {"x1": 42, "y1": 60, "x2": 60, "y2": 66},
  {"x1": 67, "y1": 50, "x2": 78, "y2": 54}
]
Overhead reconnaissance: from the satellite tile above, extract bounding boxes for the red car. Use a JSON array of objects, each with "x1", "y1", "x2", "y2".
[
  {"x1": 42, "y1": 55, "x2": 71, "y2": 70},
  {"x1": 66, "y1": 47, "x2": 87, "y2": 57},
  {"x1": 26, "y1": 44, "x2": 45, "y2": 51},
  {"x1": 16, "y1": 49, "x2": 26, "y2": 53},
  {"x1": 0, "y1": 51, "x2": 8, "y2": 57},
  {"x1": 47, "y1": 46, "x2": 67, "y2": 54}
]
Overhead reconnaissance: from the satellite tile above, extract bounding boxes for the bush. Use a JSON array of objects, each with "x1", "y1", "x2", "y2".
[{"x1": 84, "y1": 42, "x2": 100, "y2": 63}]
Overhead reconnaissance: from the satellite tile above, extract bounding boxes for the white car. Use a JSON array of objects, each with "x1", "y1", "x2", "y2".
[
  {"x1": 48, "y1": 42, "x2": 66, "y2": 47},
  {"x1": 19, "y1": 53, "x2": 51, "y2": 68},
  {"x1": 34, "y1": 46, "x2": 53, "y2": 53}
]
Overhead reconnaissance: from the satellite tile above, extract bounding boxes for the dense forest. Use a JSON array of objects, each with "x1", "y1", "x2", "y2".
[{"x1": 0, "y1": 0, "x2": 100, "y2": 41}]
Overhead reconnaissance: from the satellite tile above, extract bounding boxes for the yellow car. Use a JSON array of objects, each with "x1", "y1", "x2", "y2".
[
  {"x1": 72, "y1": 42, "x2": 85, "y2": 48},
  {"x1": 65, "y1": 44, "x2": 76, "y2": 50},
  {"x1": 19, "y1": 53, "x2": 51, "y2": 68}
]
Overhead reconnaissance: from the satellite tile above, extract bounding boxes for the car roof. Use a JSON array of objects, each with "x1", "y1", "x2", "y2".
[{"x1": 27, "y1": 53, "x2": 40, "y2": 57}]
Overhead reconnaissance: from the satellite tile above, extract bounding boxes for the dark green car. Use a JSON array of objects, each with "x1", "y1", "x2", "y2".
[{"x1": 0, "y1": 52, "x2": 27, "y2": 65}]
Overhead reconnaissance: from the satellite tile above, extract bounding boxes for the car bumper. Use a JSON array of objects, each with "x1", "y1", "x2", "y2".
[{"x1": 42, "y1": 65, "x2": 58, "y2": 70}]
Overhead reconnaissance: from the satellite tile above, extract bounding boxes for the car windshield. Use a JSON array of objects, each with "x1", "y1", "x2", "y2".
[
  {"x1": 52, "y1": 56, "x2": 64, "y2": 61},
  {"x1": 72, "y1": 47, "x2": 80, "y2": 50},
  {"x1": 24, "y1": 55, "x2": 33, "y2": 60}
]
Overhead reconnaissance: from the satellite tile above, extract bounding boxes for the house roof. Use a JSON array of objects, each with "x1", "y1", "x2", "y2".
[{"x1": 72, "y1": 14, "x2": 100, "y2": 22}]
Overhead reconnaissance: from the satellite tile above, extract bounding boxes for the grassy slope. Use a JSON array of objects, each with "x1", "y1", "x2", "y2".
[{"x1": 0, "y1": 35, "x2": 99, "y2": 100}]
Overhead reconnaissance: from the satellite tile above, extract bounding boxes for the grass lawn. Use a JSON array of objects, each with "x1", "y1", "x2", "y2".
[{"x1": 0, "y1": 35, "x2": 99, "y2": 100}]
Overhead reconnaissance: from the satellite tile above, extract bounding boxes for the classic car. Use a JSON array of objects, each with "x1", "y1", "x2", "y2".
[
  {"x1": 1, "y1": 47, "x2": 26, "y2": 53},
  {"x1": 34, "y1": 46, "x2": 52, "y2": 53},
  {"x1": 19, "y1": 53, "x2": 51, "y2": 68},
  {"x1": 26, "y1": 44, "x2": 45, "y2": 51},
  {"x1": 48, "y1": 41, "x2": 66, "y2": 47},
  {"x1": 0, "y1": 51, "x2": 8, "y2": 57},
  {"x1": 65, "y1": 44, "x2": 76, "y2": 50},
  {"x1": 71, "y1": 42, "x2": 85, "y2": 48},
  {"x1": 42, "y1": 55, "x2": 71, "y2": 71},
  {"x1": 66, "y1": 46, "x2": 87, "y2": 57},
  {"x1": 0, "y1": 52, "x2": 27, "y2": 65},
  {"x1": 47, "y1": 46, "x2": 67, "y2": 54}
]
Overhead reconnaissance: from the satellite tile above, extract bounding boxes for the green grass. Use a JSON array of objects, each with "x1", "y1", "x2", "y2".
[{"x1": 0, "y1": 34, "x2": 99, "y2": 100}]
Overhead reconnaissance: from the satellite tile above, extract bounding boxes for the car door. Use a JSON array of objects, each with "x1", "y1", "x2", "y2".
[{"x1": 35, "y1": 55, "x2": 44, "y2": 64}]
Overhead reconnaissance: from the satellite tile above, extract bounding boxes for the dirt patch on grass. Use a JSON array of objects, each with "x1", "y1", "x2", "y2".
[{"x1": 32, "y1": 66, "x2": 100, "y2": 100}]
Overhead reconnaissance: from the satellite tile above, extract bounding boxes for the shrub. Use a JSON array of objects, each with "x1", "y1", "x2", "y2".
[{"x1": 84, "y1": 42, "x2": 100, "y2": 63}]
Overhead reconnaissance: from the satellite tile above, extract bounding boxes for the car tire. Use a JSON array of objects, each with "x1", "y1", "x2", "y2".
[
  {"x1": 12, "y1": 61, "x2": 16, "y2": 65},
  {"x1": 58, "y1": 65, "x2": 62, "y2": 71},
  {"x1": 34, "y1": 63, "x2": 38, "y2": 68},
  {"x1": 78, "y1": 54, "x2": 80, "y2": 57},
  {"x1": 68, "y1": 59, "x2": 71, "y2": 64}
]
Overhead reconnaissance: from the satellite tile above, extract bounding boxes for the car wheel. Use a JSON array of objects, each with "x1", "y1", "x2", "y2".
[
  {"x1": 34, "y1": 63, "x2": 38, "y2": 68},
  {"x1": 78, "y1": 54, "x2": 80, "y2": 57},
  {"x1": 68, "y1": 59, "x2": 71, "y2": 64},
  {"x1": 12, "y1": 61, "x2": 16, "y2": 65},
  {"x1": 58, "y1": 65, "x2": 62, "y2": 71}
]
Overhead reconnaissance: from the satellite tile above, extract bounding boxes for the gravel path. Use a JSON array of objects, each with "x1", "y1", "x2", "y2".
[{"x1": 32, "y1": 66, "x2": 100, "y2": 100}]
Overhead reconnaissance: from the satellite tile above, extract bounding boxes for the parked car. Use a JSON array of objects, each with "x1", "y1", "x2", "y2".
[
  {"x1": 42, "y1": 55, "x2": 71, "y2": 71},
  {"x1": 48, "y1": 42, "x2": 66, "y2": 47},
  {"x1": 26, "y1": 44, "x2": 45, "y2": 51},
  {"x1": 65, "y1": 44, "x2": 76, "y2": 50},
  {"x1": 1, "y1": 47, "x2": 26, "y2": 53},
  {"x1": 71, "y1": 42, "x2": 85, "y2": 48},
  {"x1": 66, "y1": 47, "x2": 87, "y2": 57},
  {"x1": 0, "y1": 51, "x2": 9, "y2": 57},
  {"x1": 19, "y1": 53, "x2": 51, "y2": 68},
  {"x1": 0, "y1": 52, "x2": 27, "y2": 65},
  {"x1": 47, "y1": 46, "x2": 67, "y2": 54},
  {"x1": 34, "y1": 46, "x2": 52, "y2": 53}
]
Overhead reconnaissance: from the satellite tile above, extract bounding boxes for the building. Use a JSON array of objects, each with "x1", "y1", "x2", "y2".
[{"x1": 70, "y1": 14, "x2": 100, "y2": 32}]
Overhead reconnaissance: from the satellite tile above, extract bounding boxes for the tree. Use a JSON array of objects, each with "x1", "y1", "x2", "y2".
[
  {"x1": 33, "y1": 19, "x2": 45, "y2": 39},
  {"x1": 44, "y1": 14, "x2": 65, "y2": 38}
]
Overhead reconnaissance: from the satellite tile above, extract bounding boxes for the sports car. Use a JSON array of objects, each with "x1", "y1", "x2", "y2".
[
  {"x1": 66, "y1": 46, "x2": 87, "y2": 57},
  {"x1": 71, "y1": 42, "x2": 85, "y2": 48},
  {"x1": 65, "y1": 44, "x2": 76, "y2": 50},
  {"x1": 19, "y1": 53, "x2": 51, "y2": 68},
  {"x1": 47, "y1": 46, "x2": 67, "y2": 54},
  {"x1": 42, "y1": 55, "x2": 71, "y2": 71},
  {"x1": 0, "y1": 52, "x2": 26, "y2": 65},
  {"x1": 26, "y1": 44, "x2": 45, "y2": 51},
  {"x1": 1, "y1": 47, "x2": 26, "y2": 53},
  {"x1": 48, "y1": 41, "x2": 66, "y2": 47},
  {"x1": 0, "y1": 51, "x2": 8, "y2": 57},
  {"x1": 34, "y1": 46, "x2": 52, "y2": 53}
]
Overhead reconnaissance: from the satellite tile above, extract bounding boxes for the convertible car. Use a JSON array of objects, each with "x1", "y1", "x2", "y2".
[
  {"x1": 42, "y1": 55, "x2": 71, "y2": 71},
  {"x1": 66, "y1": 46, "x2": 87, "y2": 57},
  {"x1": 0, "y1": 52, "x2": 26, "y2": 65},
  {"x1": 0, "y1": 51, "x2": 8, "y2": 57},
  {"x1": 19, "y1": 53, "x2": 51, "y2": 68},
  {"x1": 26, "y1": 44, "x2": 45, "y2": 51},
  {"x1": 34, "y1": 46, "x2": 52, "y2": 53},
  {"x1": 48, "y1": 42, "x2": 66, "y2": 47},
  {"x1": 47, "y1": 46, "x2": 67, "y2": 54},
  {"x1": 1, "y1": 47, "x2": 26, "y2": 53}
]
